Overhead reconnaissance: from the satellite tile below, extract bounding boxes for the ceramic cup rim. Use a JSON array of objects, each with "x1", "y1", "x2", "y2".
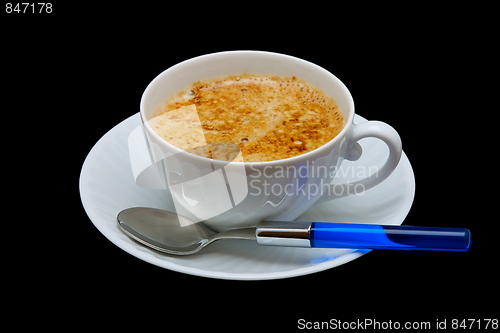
[{"x1": 140, "y1": 50, "x2": 355, "y2": 166}]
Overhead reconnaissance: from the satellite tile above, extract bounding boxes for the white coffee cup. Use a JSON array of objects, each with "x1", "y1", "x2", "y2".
[{"x1": 139, "y1": 51, "x2": 402, "y2": 231}]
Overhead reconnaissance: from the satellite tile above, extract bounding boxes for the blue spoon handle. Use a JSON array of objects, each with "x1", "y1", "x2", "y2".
[
  {"x1": 310, "y1": 222, "x2": 471, "y2": 252},
  {"x1": 255, "y1": 222, "x2": 471, "y2": 251}
]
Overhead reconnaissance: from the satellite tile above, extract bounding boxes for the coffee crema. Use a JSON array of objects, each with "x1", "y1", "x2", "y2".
[{"x1": 149, "y1": 74, "x2": 344, "y2": 162}]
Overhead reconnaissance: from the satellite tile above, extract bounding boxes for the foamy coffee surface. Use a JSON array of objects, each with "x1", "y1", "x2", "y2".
[{"x1": 149, "y1": 74, "x2": 343, "y2": 162}]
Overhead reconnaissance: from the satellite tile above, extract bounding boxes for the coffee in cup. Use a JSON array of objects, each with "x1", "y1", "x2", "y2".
[{"x1": 148, "y1": 73, "x2": 344, "y2": 162}]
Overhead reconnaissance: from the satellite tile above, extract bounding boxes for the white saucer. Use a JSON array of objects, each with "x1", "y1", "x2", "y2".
[{"x1": 79, "y1": 113, "x2": 415, "y2": 280}]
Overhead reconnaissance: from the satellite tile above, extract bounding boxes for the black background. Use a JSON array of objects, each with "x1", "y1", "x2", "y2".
[{"x1": 3, "y1": 4, "x2": 496, "y2": 330}]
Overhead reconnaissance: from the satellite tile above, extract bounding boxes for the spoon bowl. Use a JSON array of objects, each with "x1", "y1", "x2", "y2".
[{"x1": 117, "y1": 207, "x2": 255, "y2": 255}]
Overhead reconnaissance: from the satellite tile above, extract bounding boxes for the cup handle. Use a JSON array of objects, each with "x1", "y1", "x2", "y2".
[{"x1": 314, "y1": 120, "x2": 402, "y2": 205}]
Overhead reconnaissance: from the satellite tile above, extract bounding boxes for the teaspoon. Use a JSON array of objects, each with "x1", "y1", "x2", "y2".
[{"x1": 117, "y1": 207, "x2": 471, "y2": 255}]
